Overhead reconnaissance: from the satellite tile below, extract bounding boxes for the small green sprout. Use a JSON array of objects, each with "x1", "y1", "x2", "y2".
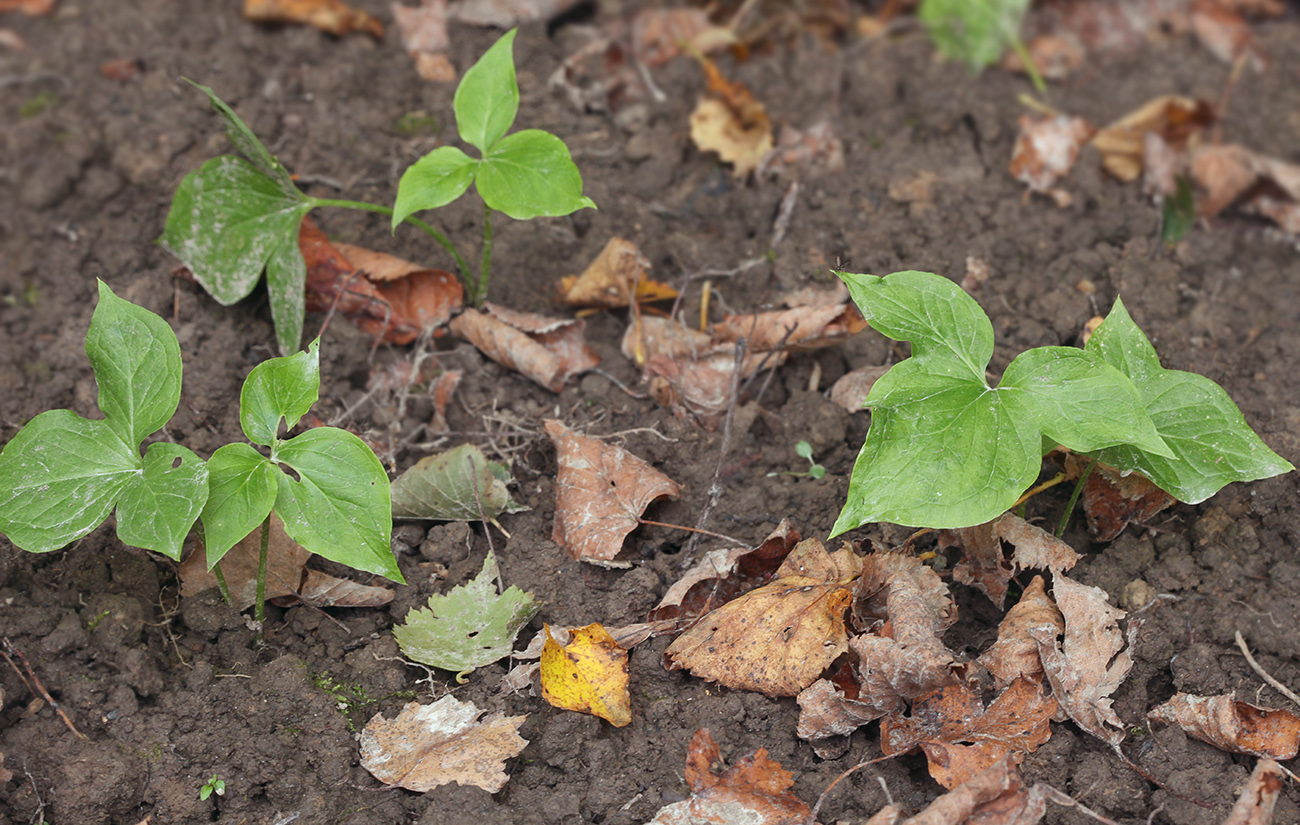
[
  {"x1": 199, "y1": 775, "x2": 226, "y2": 801},
  {"x1": 768, "y1": 441, "x2": 827, "y2": 480}
]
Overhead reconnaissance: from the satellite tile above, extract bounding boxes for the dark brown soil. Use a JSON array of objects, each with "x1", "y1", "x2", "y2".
[{"x1": 2, "y1": 3, "x2": 1300, "y2": 824}]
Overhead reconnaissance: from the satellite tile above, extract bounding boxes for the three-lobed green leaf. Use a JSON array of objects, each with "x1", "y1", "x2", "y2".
[
  {"x1": 240, "y1": 338, "x2": 321, "y2": 446},
  {"x1": 833, "y1": 271, "x2": 1172, "y2": 533},
  {"x1": 918, "y1": 0, "x2": 1031, "y2": 72}
]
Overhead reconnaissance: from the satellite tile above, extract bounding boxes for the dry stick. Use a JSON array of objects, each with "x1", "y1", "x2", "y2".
[
  {"x1": 1, "y1": 638, "x2": 89, "y2": 740},
  {"x1": 637, "y1": 518, "x2": 746, "y2": 547},
  {"x1": 806, "y1": 753, "x2": 892, "y2": 825},
  {"x1": 1235, "y1": 630, "x2": 1300, "y2": 709},
  {"x1": 680, "y1": 339, "x2": 748, "y2": 563}
]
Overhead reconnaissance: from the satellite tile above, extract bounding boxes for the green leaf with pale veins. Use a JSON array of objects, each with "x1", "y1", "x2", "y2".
[
  {"x1": 477, "y1": 130, "x2": 596, "y2": 220},
  {"x1": 240, "y1": 339, "x2": 321, "y2": 446},
  {"x1": 116, "y1": 442, "x2": 209, "y2": 560},
  {"x1": 200, "y1": 442, "x2": 278, "y2": 567},
  {"x1": 275, "y1": 427, "x2": 403, "y2": 583},
  {"x1": 454, "y1": 28, "x2": 520, "y2": 154},
  {"x1": 1085, "y1": 298, "x2": 1293, "y2": 503},
  {"x1": 393, "y1": 550, "x2": 539, "y2": 679},
  {"x1": 391, "y1": 443, "x2": 525, "y2": 521}
]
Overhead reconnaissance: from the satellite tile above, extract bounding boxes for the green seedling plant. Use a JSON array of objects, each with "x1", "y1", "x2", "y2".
[
  {"x1": 768, "y1": 441, "x2": 827, "y2": 479},
  {"x1": 199, "y1": 775, "x2": 226, "y2": 801},
  {"x1": 0, "y1": 283, "x2": 403, "y2": 627},
  {"x1": 831, "y1": 270, "x2": 1293, "y2": 536},
  {"x1": 918, "y1": 0, "x2": 1046, "y2": 93},
  {"x1": 160, "y1": 28, "x2": 594, "y2": 355}
]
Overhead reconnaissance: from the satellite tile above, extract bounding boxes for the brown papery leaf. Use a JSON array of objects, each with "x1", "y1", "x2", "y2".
[
  {"x1": 559, "y1": 237, "x2": 676, "y2": 309},
  {"x1": 649, "y1": 520, "x2": 800, "y2": 623},
  {"x1": 392, "y1": 0, "x2": 453, "y2": 82},
  {"x1": 1063, "y1": 454, "x2": 1176, "y2": 541},
  {"x1": 711, "y1": 303, "x2": 867, "y2": 352},
  {"x1": 796, "y1": 676, "x2": 888, "y2": 751},
  {"x1": 980, "y1": 576, "x2": 1064, "y2": 689},
  {"x1": 545, "y1": 419, "x2": 681, "y2": 566},
  {"x1": 1009, "y1": 114, "x2": 1095, "y2": 196},
  {"x1": 942, "y1": 513, "x2": 1079, "y2": 609},
  {"x1": 1091, "y1": 95, "x2": 1215, "y2": 182},
  {"x1": 1148, "y1": 694, "x2": 1300, "y2": 760},
  {"x1": 689, "y1": 56, "x2": 773, "y2": 178},
  {"x1": 0, "y1": 0, "x2": 55, "y2": 14},
  {"x1": 1032, "y1": 575, "x2": 1132, "y2": 753},
  {"x1": 448, "y1": 0, "x2": 584, "y2": 27},
  {"x1": 882, "y1": 678, "x2": 1058, "y2": 789},
  {"x1": 666, "y1": 538, "x2": 855, "y2": 696},
  {"x1": 1192, "y1": 144, "x2": 1300, "y2": 233},
  {"x1": 243, "y1": 0, "x2": 383, "y2": 37},
  {"x1": 830, "y1": 364, "x2": 890, "y2": 413},
  {"x1": 902, "y1": 754, "x2": 1021, "y2": 825},
  {"x1": 630, "y1": 8, "x2": 733, "y2": 67},
  {"x1": 359, "y1": 696, "x2": 527, "y2": 792},
  {"x1": 1222, "y1": 758, "x2": 1285, "y2": 825},
  {"x1": 451, "y1": 305, "x2": 598, "y2": 392},
  {"x1": 646, "y1": 729, "x2": 811, "y2": 825}
]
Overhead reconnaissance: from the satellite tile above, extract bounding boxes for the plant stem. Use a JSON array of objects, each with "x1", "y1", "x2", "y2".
[
  {"x1": 212, "y1": 562, "x2": 232, "y2": 606},
  {"x1": 309, "y1": 197, "x2": 471, "y2": 283},
  {"x1": 474, "y1": 203, "x2": 494, "y2": 308},
  {"x1": 254, "y1": 512, "x2": 271, "y2": 636},
  {"x1": 1055, "y1": 459, "x2": 1096, "y2": 538},
  {"x1": 1008, "y1": 35, "x2": 1047, "y2": 95}
]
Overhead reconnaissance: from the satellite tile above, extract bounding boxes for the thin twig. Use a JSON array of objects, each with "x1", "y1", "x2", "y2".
[
  {"x1": 1235, "y1": 630, "x2": 1300, "y2": 709},
  {"x1": 2, "y1": 639, "x2": 89, "y2": 740},
  {"x1": 637, "y1": 518, "x2": 746, "y2": 547}
]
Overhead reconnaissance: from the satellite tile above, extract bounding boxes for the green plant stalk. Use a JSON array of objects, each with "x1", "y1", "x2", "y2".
[
  {"x1": 1055, "y1": 458, "x2": 1096, "y2": 538},
  {"x1": 1007, "y1": 35, "x2": 1046, "y2": 94},
  {"x1": 212, "y1": 562, "x2": 232, "y2": 606},
  {"x1": 254, "y1": 512, "x2": 271, "y2": 630},
  {"x1": 475, "y1": 204, "x2": 494, "y2": 308},
  {"x1": 309, "y1": 197, "x2": 471, "y2": 283}
]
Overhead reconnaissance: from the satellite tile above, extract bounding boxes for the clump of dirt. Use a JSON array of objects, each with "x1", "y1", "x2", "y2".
[{"x1": 2, "y1": 3, "x2": 1299, "y2": 824}]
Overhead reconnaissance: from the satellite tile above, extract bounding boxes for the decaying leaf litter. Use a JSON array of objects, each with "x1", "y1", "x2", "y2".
[{"x1": 2, "y1": 1, "x2": 1300, "y2": 825}]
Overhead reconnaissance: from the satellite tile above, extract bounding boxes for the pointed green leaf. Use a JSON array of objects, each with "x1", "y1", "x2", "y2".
[
  {"x1": 274, "y1": 427, "x2": 403, "y2": 583},
  {"x1": 159, "y1": 155, "x2": 312, "y2": 307},
  {"x1": 391, "y1": 443, "x2": 525, "y2": 520},
  {"x1": 1087, "y1": 299, "x2": 1293, "y2": 502},
  {"x1": 116, "y1": 442, "x2": 208, "y2": 560},
  {"x1": 477, "y1": 130, "x2": 596, "y2": 220},
  {"x1": 1000, "y1": 347, "x2": 1171, "y2": 457},
  {"x1": 391, "y1": 146, "x2": 477, "y2": 228},
  {"x1": 918, "y1": 0, "x2": 1031, "y2": 72},
  {"x1": 265, "y1": 234, "x2": 307, "y2": 355},
  {"x1": 393, "y1": 550, "x2": 538, "y2": 678},
  {"x1": 183, "y1": 79, "x2": 296, "y2": 191},
  {"x1": 200, "y1": 442, "x2": 278, "y2": 567},
  {"x1": 455, "y1": 28, "x2": 520, "y2": 153},
  {"x1": 0, "y1": 411, "x2": 137, "y2": 552},
  {"x1": 240, "y1": 339, "x2": 320, "y2": 446},
  {"x1": 86, "y1": 281, "x2": 184, "y2": 447}
]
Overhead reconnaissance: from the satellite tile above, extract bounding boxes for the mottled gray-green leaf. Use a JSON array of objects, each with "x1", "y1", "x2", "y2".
[{"x1": 391, "y1": 444, "x2": 524, "y2": 521}]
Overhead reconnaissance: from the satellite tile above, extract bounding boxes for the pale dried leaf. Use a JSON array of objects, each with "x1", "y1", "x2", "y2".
[
  {"x1": 831, "y1": 365, "x2": 891, "y2": 412},
  {"x1": 756, "y1": 119, "x2": 846, "y2": 178},
  {"x1": 711, "y1": 304, "x2": 867, "y2": 352},
  {"x1": 1223, "y1": 758, "x2": 1285, "y2": 825},
  {"x1": 450, "y1": 305, "x2": 598, "y2": 392},
  {"x1": 298, "y1": 569, "x2": 396, "y2": 608},
  {"x1": 448, "y1": 0, "x2": 582, "y2": 27},
  {"x1": 980, "y1": 576, "x2": 1064, "y2": 688},
  {"x1": 359, "y1": 696, "x2": 527, "y2": 792},
  {"x1": 630, "y1": 8, "x2": 732, "y2": 67},
  {"x1": 243, "y1": 0, "x2": 383, "y2": 37},
  {"x1": 1010, "y1": 115, "x2": 1094, "y2": 193},
  {"x1": 392, "y1": 0, "x2": 448, "y2": 57},
  {"x1": 1148, "y1": 694, "x2": 1300, "y2": 760},
  {"x1": 902, "y1": 754, "x2": 1020, "y2": 825},
  {"x1": 1091, "y1": 95, "x2": 1214, "y2": 182},
  {"x1": 559, "y1": 237, "x2": 672, "y2": 308},
  {"x1": 796, "y1": 676, "x2": 887, "y2": 743},
  {"x1": 545, "y1": 419, "x2": 681, "y2": 566}
]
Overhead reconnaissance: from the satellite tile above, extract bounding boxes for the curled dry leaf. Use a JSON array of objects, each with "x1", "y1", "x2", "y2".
[
  {"x1": 941, "y1": 513, "x2": 1080, "y2": 608},
  {"x1": 450, "y1": 304, "x2": 598, "y2": 392},
  {"x1": 796, "y1": 673, "x2": 887, "y2": 755},
  {"x1": 1192, "y1": 144, "x2": 1300, "y2": 233},
  {"x1": 1223, "y1": 758, "x2": 1285, "y2": 825},
  {"x1": 180, "y1": 514, "x2": 392, "y2": 611},
  {"x1": 0, "y1": 0, "x2": 55, "y2": 14},
  {"x1": 390, "y1": 443, "x2": 522, "y2": 521},
  {"x1": 689, "y1": 56, "x2": 773, "y2": 178},
  {"x1": 1009, "y1": 115, "x2": 1095, "y2": 200},
  {"x1": 903, "y1": 754, "x2": 1022, "y2": 825},
  {"x1": 1032, "y1": 575, "x2": 1132, "y2": 753},
  {"x1": 666, "y1": 538, "x2": 856, "y2": 697},
  {"x1": 539, "y1": 623, "x2": 632, "y2": 727},
  {"x1": 545, "y1": 419, "x2": 681, "y2": 566},
  {"x1": 427, "y1": 369, "x2": 462, "y2": 433},
  {"x1": 392, "y1": 0, "x2": 456, "y2": 82},
  {"x1": 711, "y1": 303, "x2": 867, "y2": 353},
  {"x1": 359, "y1": 695, "x2": 527, "y2": 792},
  {"x1": 630, "y1": 8, "x2": 734, "y2": 67},
  {"x1": 647, "y1": 729, "x2": 811, "y2": 825},
  {"x1": 1091, "y1": 95, "x2": 1215, "y2": 183},
  {"x1": 243, "y1": 0, "x2": 383, "y2": 37},
  {"x1": 1148, "y1": 694, "x2": 1300, "y2": 760},
  {"x1": 830, "y1": 365, "x2": 891, "y2": 413},
  {"x1": 881, "y1": 678, "x2": 1058, "y2": 790},
  {"x1": 558, "y1": 237, "x2": 676, "y2": 309},
  {"x1": 979, "y1": 576, "x2": 1064, "y2": 689},
  {"x1": 1062, "y1": 453, "x2": 1176, "y2": 541}
]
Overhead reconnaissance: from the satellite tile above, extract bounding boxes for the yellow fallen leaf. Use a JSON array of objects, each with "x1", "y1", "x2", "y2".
[{"x1": 541, "y1": 623, "x2": 632, "y2": 727}]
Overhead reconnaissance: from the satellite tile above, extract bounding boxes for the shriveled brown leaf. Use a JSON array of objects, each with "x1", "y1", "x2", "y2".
[
  {"x1": 689, "y1": 56, "x2": 772, "y2": 178},
  {"x1": 451, "y1": 305, "x2": 598, "y2": 392},
  {"x1": 558, "y1": 237, "x2": 676, "y2": 309},
  {"x1": 980, "y1": 576, "x2": 1064, "y2": 688},
  {"x1": 1091, "y1": 95, "x2": 1215, "y2": 183},
  {"x1": 0, "y1": 0, "x2": 54, "y2": 13},
  {"x1": 1032, "y1": 575, "x2": 1132, "y2": 753},
  {"x1": 448, "y1": 0, "x2": 583, "y2": 27},
  {"x1": 1191, "y1": 1, "x2": 1269, "y2": 71},
  {"x1": 942, "y1": 513, "x2": 1079, "y2": 608},
  {"x1": 1192, "y1": 143, "x2": 1300, "y2": 233},
  {"x1": 644, "y1": 349, "x2": 785, "y2": 430},
  {"x1": 392, "y1": 0, "x2": 454, "y2": 81},
  {"x1": 666, "y1": 538, "x2": 855, "y2": 697},
  {"x1": 179, "y1": 514, "x2": 392, "y2": 610},
  {"x1": 647, "y1": 728, "x2": 811, "y2": 825},
  {"x1": 1148, "y1": 694, "x2": 1300, "y2": 760},
  {"x1": 545, "y1": 418, "x2": 681, "y2": 566},
  {"x1": 882, "y1": 678, "x2": 1058, "y2": 789},
  {"x1": 630, "y1": 7, "x2": 733, "y2": 67},
  {"x1": 1009, "y1": 114, "x2": 1095, "y2": 197},
  {"x1": 100, "y1": 58, "x2": 145, "y2": 82},
  {"x1": 830, "y1": 364, "x2": 890, "y2": 413},
  {"x1": 243, "y1": 0, "x2": 383, "y2": 37},
  {"x1": 711, "y1": 303, "x2": 867, "y2": 353},
  {"x1": 622, "y1": 315, "x2": 715, "y2": 365},
  {"x1": 796, "y1": 673, "x2": 888, "y2": 753},
  {"x1": 1062, "y1": 454, "x2": 1177, "y2": 541},
  {"x1": 649, "y1": 520, "x2": 800, "y2": 623},
  {"x1": 903, "y1": 754, "x2": 1021, "y2": 825},
  {"x1": 1223, "y1": 758, "x2": 1285, "y2": 825},
  {"x1": 427, "y1": 369, "x2": 461, "y2": 433},
  {"x1": 359, "y1": 696, "x2": 527, "y2": 792},
  {"x1": 756, "y1": 119, "x2": 846, "y2": 179}
]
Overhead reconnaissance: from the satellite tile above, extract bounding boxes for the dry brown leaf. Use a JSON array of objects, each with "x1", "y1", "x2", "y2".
[
  {"x1": 942, "y1": 513, "x2": 1079, "y2": 608},
  {"x1": 179, "y1": 515, "x2": 393, "y2": 611},
  {"x1": 359, "y1": 696, "x2": 527, "y2": 792},
  {"x1": 630, "y1": 8, "x2": 734, "y2": 67},
  {"x1": 902, "y1": 754, "x2": 1021, "y2": 825},
  {"x1": 643, "y1": 350, "x2": 785, "y2": 430},
  {"x1": 427, "y1": 369, "x2": 462, "y2": 433},
  {"x1": 756, "y1": 119, "x2": 846, "y2": 179},
  {"x1": 0, "y1": 0, "x2": 54, "y2": 13},
  {"x1": 1032, "y1": 575, "x2": 1132, "y2": 753},
  {"x1": 830, "y1": 364, "x2": 890, "y2": 413},
  {"x1": 448, "y1": 0, "x2": 583, "y2": 27},
  {"x1": 689, "y1": 56, "x2": 773, "y2": 178},
  {"x1": 711, "y1": 304, "x2": 867, "y2": 353},
  {"x1": 666, "y1": 538, "x2": 854, "y2": 697},
  {"x1": 882, "y1": 678, "x2": 1058, "y2": 789},
  {"x1": 980, "y1": 576, "x2": 1064, "y2": 689},
  {"x1": 1091, "y1": 95, "x2": 1215, "y2": 183},
  {"x1": 100, "y1": 58, "x2": 145, "y2": 82},
  {"x1": 1191, "y1": 1, "x2": 1269, "y2": 71},
  {"x1": 450, "y1": 305, "x2": 598, "y2": 392},
  {"x1": 545, "y1": 418, "x2": 681, "y2": 566},
  {"x1": 1148, "y1": 694, "x2": 1300, "y2": 760},
  {"x1": 647, "y1": 728, "x2": 811, "y2": 825},
  {"x1": 1223, "y1": 758, "x2": 1285, "y2": 825},
  {"x1": 558, "y1": 237, "x2": 676, "y2": 309},
  {"x1": 1009, "y1": 115, "x2": 1095, "y2": 198},
  {"x1": 243, "y1": 0, "x2": 383, "y2": 37},
  {"x1": 796, "y1": 674, "x2": 888, "y2": 754},
  {"x1": 1062, "y1": 454, "x2": 1176, "y2": 541},
  {"x1": 622, "y1": 315, "x2": 715, "y2": 365},
  {"x1": 392, "y1": 0, "x2": 455, "y2": 82},
  {"x1": 1192, "y1": 143, "x2": 1300, "y2": 233}
]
